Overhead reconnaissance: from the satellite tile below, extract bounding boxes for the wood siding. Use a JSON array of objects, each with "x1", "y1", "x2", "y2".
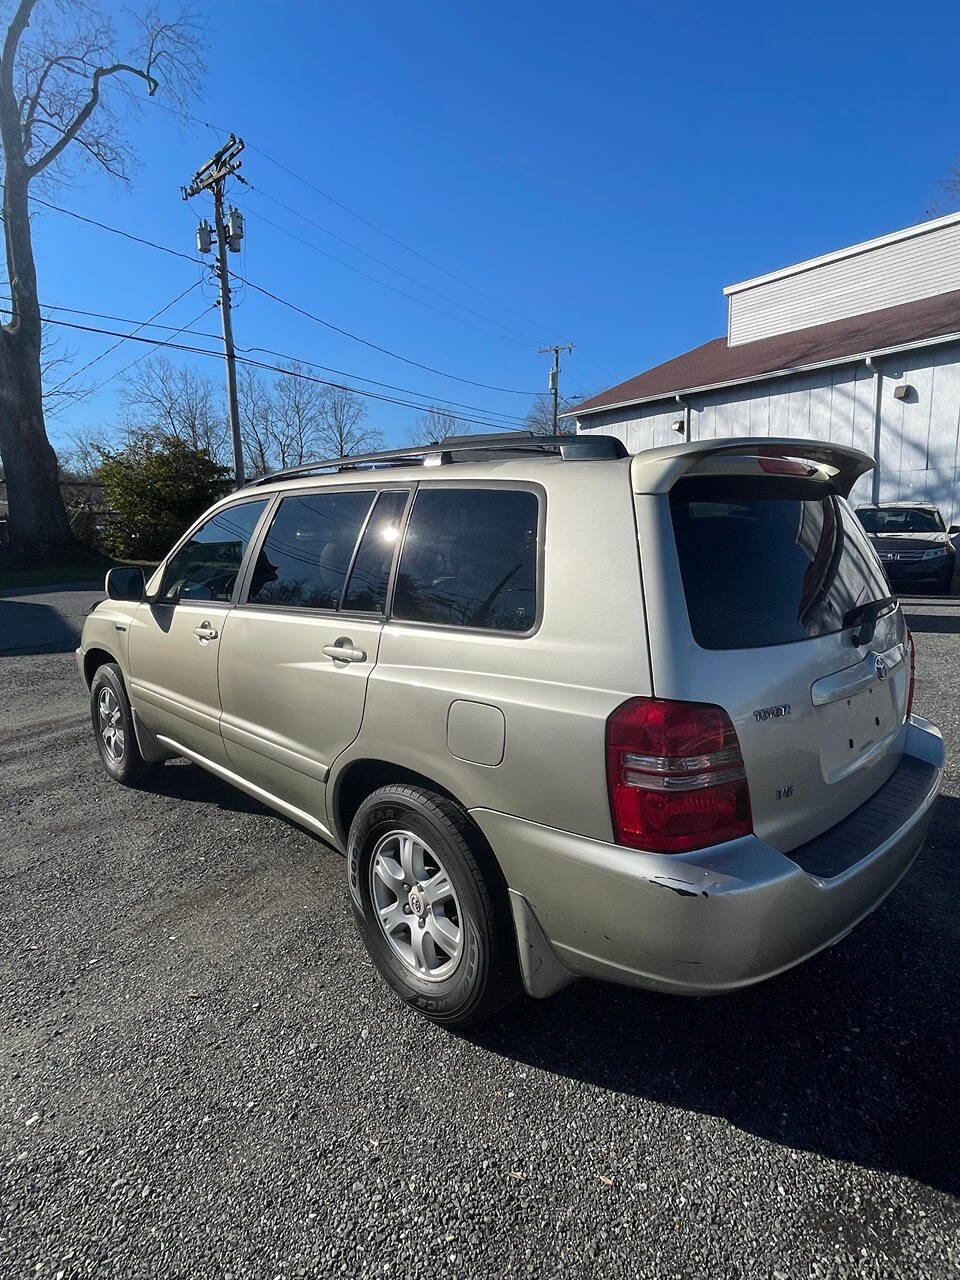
[
  {"x1": 727, "y1": 217, "x2": 960, "y2": 346},
  {"x1": 577, "y1": 343, "x2": 960, "y2": 524}
]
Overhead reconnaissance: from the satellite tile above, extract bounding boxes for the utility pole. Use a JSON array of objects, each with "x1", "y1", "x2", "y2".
[
  {"x1": 182, "y1": 135, "x2": 246, "y2": 487},
  {"x1": 538, "y1": 343, "x2": 574, "y2": 435}
]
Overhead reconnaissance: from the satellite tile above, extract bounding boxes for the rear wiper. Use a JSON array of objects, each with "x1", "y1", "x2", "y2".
[{"x1": 842, "y1": 595, "x2": 897, "y2": 646}]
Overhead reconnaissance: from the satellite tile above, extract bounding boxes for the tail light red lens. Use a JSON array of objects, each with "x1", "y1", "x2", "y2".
[
  {"x1": 605, "y1": 697, "x2": 753, "y2": 854},
  {"x1": 906, "y1": 628, "x2": 916, "y2": 720}
]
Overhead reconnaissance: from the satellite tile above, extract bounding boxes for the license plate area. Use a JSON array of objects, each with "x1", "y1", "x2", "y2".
[{"x1": 817, "y1": 684, "x2": 900, "y2": 781}]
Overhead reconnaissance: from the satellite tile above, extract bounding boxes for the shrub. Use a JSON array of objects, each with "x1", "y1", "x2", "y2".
[{"x1": 97, "y1": 434, "x2": 230, "y2": 560}]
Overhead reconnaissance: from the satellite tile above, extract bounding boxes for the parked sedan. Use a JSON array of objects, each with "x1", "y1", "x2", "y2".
[{"x1": 856, "y1": 503, "x2": 957, "y2": 594}]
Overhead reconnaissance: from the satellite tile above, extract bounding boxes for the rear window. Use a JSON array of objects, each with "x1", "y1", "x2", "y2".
[
  {"x1": 393, "y1": 487, "x2": 538, "y2": 632},
  {"x1": 856, "y1": 506, "x2": 944, "y2": 534},
  {"x1": 671, "y1": 476, "x2": 891, "y2": 650}
]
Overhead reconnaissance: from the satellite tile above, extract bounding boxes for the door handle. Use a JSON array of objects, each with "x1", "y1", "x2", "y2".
[
  {"x1": 193, "y1": 622, "x2": 219, "y2": 642},
  {"x1": 323, "y1": 637, "x2": 366, "y2": 663}
]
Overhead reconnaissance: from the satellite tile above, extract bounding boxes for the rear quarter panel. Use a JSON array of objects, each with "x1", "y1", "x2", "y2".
[{"x1": 329, "y1": 463, "x2": 653, "y2": 842}]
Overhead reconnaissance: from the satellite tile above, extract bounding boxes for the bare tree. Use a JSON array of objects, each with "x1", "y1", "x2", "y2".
[
  {"x1": 0, "y1": 2, "x2": 204, "y2": 550},
  {"x1": 525, "y1": 392, "x2": 576, "y2": 436},
  {"x1": 317, "y1": 386, "x2": 382, "y2": 458},
  {"x1": 119, "y1": 355, "x2": 227, "y2": 460},
  {"x1": 272, "y1": 361, "x2": 328, "y2": 465},
  {"x1": 406, "y1": 404, "x2": 464, "y2": 445}
]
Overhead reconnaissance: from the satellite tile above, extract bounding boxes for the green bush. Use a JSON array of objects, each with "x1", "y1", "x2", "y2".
[{"x1": 97, "y1": 435, "x2": 230, "y2": 560}]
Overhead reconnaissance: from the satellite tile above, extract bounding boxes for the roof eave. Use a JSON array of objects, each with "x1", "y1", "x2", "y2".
[{"x1": 563, "y1": 327, "x2": 960, "y2": 420}]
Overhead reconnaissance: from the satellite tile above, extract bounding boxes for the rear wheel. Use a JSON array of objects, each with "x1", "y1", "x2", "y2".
[
  {"x1": 90, "y1": 663, "x2": 154, "y2": 786},
  {"x1": 348, "y1": 784, "x2": 520, "y2": 1026}
]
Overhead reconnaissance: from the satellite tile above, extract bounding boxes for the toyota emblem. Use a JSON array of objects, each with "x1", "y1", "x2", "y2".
[{"x1": 875, "y1": 655, "x2": 888, "y2": 681}]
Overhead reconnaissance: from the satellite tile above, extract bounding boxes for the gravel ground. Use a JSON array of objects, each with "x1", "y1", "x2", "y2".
[{"x1": 1, "y1": 586, "x2": 958, "y2": 1279}]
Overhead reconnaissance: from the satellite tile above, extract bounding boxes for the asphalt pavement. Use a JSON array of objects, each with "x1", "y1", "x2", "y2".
[{"x1": 0, "y1": 584, "x2": 958, "y2": 1278}]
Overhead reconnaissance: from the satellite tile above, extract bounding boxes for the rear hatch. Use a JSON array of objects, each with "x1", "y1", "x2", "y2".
[{"x1": 634, "y1": 446, "x2": 910, "y2": 854}]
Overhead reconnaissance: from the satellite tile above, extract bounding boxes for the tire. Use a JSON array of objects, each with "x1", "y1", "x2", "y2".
[
  {"x1": 89, "y1": 663, "x2": 155, "y2": 787},
  {"x1": 348, "y1": 784, "x2": 520, "y2": 1027},
  {"x1": 937, "y1": 566, "x2": 955, "y2": 595}
]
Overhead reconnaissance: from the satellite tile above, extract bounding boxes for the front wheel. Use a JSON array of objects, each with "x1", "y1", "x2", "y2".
[
  {"x1": 348, "y1": 784, "x2": 520, "y2": 1026},
  {"x1": 90, "y1": 663, "x2": 155, "y2": 786},
  {"x1": 936, "y1": 566, "x2": 955, "y2": 594}
]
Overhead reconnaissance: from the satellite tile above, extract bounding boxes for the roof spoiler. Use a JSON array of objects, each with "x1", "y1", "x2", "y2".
[{"x1": 630, "y1": 436, "x2": 874, "y2": 498}]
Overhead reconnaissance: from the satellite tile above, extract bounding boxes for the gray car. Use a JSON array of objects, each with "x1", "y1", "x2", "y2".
[{"x1": 77, "y1": 433, "x2": 944, "y2": 1026}]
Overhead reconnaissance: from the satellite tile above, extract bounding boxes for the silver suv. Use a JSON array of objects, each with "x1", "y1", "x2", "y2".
[{"x1": 77, "y1": 433, "x2": 944, "y2": 1026}]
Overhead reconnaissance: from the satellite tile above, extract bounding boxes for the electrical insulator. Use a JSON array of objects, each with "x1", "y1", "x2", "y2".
[
  {"x1": 196, "y1": 219, "x2": 212, "y2": 254},
  {"x1": 227, "y1": 207, "x2": 244, "y2": 252}
]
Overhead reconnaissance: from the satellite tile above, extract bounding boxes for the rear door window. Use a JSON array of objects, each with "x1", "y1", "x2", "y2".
[
  {"x1": 342, "y1": 489, "x2": 410, "y2": 613},
  {"x1": 671, "y1": 476, "x2": 890, "y2": 649},
  {"x1": 247, "y1": 490, "x2": 374, "y2": 610},
  {"x1": 393, "y1": 487, "x2": 538, "y2": 632}
]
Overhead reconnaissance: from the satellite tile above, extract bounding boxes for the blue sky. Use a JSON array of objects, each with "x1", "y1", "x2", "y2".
[{"x1": 31, "y1": 0, "x2": 960, "y2": 454}]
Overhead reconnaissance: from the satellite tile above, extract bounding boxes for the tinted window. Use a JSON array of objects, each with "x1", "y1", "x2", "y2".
[
  {"x1": 856, "y1": 506, "x2": 944, "y2": 534},
  {"x1": 393, "y1": 488, "x2": 538, "y2": 632},
  {"x1": 671, "y1": 476, "x2": 891, "y2": 650},
  {"x1": 161, "y1": 500, "x2": 268, "y2": 603},
  {"x1": 248, "y1": 490, "x2": 374, "y2": 609},
  {"x1": 342, "y1": 489, "x2": 409, "y2": 613}
]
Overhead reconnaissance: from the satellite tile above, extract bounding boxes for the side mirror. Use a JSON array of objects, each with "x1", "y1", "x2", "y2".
[
  {"x1": 105, "y1": 565, "x2": 145, "y2": 602},
  {"x1": 949, "y1": 525, "x2": 960, "y2": 536}
]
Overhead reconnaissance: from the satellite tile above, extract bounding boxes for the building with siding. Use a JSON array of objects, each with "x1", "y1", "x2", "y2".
[{"x1": 568, "y1": 212, "x2": 960, "y2": 522}]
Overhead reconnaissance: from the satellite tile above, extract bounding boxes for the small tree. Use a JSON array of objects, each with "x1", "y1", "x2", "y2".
[{"x1": 97, "y1": 433, "x2": 228, "y2": 560}]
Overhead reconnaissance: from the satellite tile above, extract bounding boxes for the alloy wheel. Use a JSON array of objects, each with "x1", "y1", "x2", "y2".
[{"x1": 369, "y1": 829, "x2": 464, "y2": 981}]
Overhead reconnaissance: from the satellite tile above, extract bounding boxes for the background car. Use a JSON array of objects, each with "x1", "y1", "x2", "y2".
[{"x1": 855, "y1": 503, "x2": 956, "y2": 594}]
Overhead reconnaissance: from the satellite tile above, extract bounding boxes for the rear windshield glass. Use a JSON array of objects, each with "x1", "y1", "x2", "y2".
[
  {"x1": 671, "y1": 477, "x2": 891, "y2": 650},
  {"x1": 856, "y1": 507, "x2": 944, "y2": 534}
]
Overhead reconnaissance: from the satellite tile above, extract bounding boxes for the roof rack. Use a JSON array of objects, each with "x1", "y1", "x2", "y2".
[{"x1": 247, "y1": 430, "x2": 627, "y2": 487}]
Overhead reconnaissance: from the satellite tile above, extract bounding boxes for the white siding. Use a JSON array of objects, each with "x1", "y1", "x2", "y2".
[
  {"x1": 727, "y1": 216, "x2": 960, "y2": 346},
  {"x1": 577, "y1": 343, "x2": 960, "y2": 526}
]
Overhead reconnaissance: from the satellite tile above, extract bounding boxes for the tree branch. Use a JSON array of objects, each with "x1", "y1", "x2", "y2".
[{"x1": 27, "y1": 61, "x2": 158, "y2": 178}]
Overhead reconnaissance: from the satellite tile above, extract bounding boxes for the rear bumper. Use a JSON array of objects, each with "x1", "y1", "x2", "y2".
[{"x1": 472, "y1": 717, "x2": 944, "y2": 997}]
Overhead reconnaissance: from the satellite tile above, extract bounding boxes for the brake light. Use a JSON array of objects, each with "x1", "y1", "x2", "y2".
[
  {"x1": 757, "y1": 456, "x2": 814, "y2": 476},
  {"x1": 906, "y1": 628, "x2": 916, "y2": 720},
  {"x1": 605, "y1": 698, "x2": 753, "y2": 854}
]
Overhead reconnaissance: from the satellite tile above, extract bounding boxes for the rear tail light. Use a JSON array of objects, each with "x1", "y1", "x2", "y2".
[
  {"x1": 906, "y1": 628, "x2": 916, "y2": 720},
  {"x1": 605, "y1": 698, "x2": 753, "y2": 854}
]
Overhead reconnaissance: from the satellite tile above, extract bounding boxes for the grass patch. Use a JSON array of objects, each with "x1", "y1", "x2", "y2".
[{"x1": 0, "y1": 547, "x2": 117, "y2": 591}]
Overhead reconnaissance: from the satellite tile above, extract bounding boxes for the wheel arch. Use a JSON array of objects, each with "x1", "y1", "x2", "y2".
[
  {"x1": 82, "y1": 646, "x2": 120, "y2": 688},
  {"x1": 331, "y1": 758, "x2": 471, "y2": 851}
]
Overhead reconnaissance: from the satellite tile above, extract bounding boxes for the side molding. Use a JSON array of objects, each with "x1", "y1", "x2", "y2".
[{"x1": 508, "y1": 889, "x2": 577, "y2": 999}]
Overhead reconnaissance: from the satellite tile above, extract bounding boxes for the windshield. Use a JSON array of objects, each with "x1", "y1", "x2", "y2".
[
  {"x1": 856, "y1": 507, "x2": 944, "y2": 534},
  {"x1": 671, "y1": 476, "x2": 891, "y2": 650}
]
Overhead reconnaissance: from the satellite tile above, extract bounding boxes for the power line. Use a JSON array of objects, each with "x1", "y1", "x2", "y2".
[
  {"x1": 46, "y1": 281, "x2": 204, "y2": 396},
  {"x1": 233, "y1": 197, "x2": 536, "y2": 348},
  {"x1": 29, "y1": 191, "x2": 539, "y2": 398},
  {"x1": 34, "y1": 314, "x2": 523, "y2": 431},
  {"x1": 240, "y1": 183, "x2": 543, "y2": 346},
  {"x1": 18, "y1": 292, "x2": 531, "y2": 425}
]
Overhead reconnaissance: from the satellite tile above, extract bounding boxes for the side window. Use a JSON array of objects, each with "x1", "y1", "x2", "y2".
[
  {"x1": 161, "y1": 499, "x2": 268, "y2": 603},
  {"x1": 342, "y1": 489, "x2": 410, "y2": 613},
  {"x1": 247, "y1": 490, "x2": 374, "y2": 610},
  {"x1": 393, "y1": 487, "x2": 538, "y2": 633}
]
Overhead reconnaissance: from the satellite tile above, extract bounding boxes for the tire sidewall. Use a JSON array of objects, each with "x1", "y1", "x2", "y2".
[
  {"x1": 90, "y1": 665, "x2": 138, "y2": 784},
  {"x1": 351, "y1": 793, "x2": 491, "y2": 1022}
]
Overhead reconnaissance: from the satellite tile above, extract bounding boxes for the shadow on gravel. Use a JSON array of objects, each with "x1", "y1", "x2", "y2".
[
  {"x1": 468, "y1": 796, "x2": 960, "y2": 1198},
  {"x1": 900, "y1": 610, "x2": 960, "y2": 634},
  {"x1": 0, "y1": 599, "x2": 81, "y2": 656},
  {"x1": 149, "y1": 759, "x2": 277, "y2": 818}
]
